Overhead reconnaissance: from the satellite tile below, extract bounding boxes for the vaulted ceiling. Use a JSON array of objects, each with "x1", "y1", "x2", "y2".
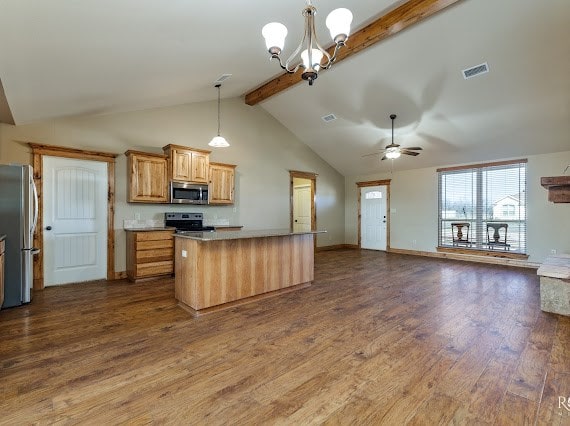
[{"x1": 0, "y1": 0, "x2": 568, "y2": 175}]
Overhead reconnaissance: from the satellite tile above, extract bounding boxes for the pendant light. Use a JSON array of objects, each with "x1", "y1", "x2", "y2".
[{"x1": 209, "y1": 84, "x2": 230, "y2": 148}]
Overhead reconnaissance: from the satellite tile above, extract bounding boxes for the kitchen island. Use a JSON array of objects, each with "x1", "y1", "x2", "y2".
[{"x1": 174, "y1": 229, "x2": 324, "y2": 316}]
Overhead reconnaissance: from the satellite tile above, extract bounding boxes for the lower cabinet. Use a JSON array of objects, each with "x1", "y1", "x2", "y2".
[{"x1": 126, "y1": 230, "x2": 174, "y2": 282}]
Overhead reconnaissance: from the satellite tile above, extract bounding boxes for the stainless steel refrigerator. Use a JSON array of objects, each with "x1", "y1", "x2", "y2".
[{"x1": 0, "y1": 164, "x2": 39, "y2": 308}]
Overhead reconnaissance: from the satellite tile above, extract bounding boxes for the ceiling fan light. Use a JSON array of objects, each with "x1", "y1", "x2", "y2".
[
  {"x1": 208, "y1": 136, "x2": 230, "y2": 148},
  {"x1": 262, "y1": 22, "x2": 288, "y2": 53},
  {"x1": 385, "y1": 149, "x2": 401, "y2": 159},
  {"x1": 326, "y1": 8, "x2": 352, "y2": 43}
]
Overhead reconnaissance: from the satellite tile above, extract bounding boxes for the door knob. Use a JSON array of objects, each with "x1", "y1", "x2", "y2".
[{"x1": 45, "y1": 226, "x2": 52, "y2": 231}]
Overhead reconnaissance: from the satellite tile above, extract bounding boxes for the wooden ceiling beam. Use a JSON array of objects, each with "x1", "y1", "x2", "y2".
[
  {"x1": 0, "y1": 77, "x2": 15, "y2": 125},
  {"x1": 244, "y1": 0, "x2": 462, "y2": 106}
]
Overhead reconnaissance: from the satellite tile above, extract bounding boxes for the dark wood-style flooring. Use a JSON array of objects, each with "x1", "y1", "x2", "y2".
[{"x1": 1, "y1": 250, "x2": 569, "y2": 424}]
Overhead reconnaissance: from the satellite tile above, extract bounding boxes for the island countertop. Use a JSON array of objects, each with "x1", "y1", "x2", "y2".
[{"x1": 173, "y1": 229, "x2": 325, "y2": 241}]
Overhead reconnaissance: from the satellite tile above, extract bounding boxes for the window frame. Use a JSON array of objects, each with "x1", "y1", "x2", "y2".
[{"x1": 436, "y1": 159, "x2": 528, "y2": 259}]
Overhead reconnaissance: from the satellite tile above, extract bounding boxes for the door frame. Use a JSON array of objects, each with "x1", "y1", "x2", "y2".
[
  {"x1": 29, "y1": 143, "x2": 118, "y2": 290},
  {"x1": 289, "y1": 170, "x2": 317, "y2": 232},
  {"x1": 357, "y1": 179, "x2": 391, "y2": 249}
]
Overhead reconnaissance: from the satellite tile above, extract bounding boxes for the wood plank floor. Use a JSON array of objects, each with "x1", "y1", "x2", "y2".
[{"x1": 1, "y1": 250, "x2": 569, "y2": 424}]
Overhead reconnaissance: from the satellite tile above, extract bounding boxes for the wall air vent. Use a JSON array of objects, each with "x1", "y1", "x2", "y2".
[
  {"x1": 321, "y1": 113, "x2": 337, "y2": 123},
  {"x1": 214, "y1": 74, "x2": 232, "y2": 84},
  {"x1": 462, "y1": 62, "x2": 489, "y2": 79}
]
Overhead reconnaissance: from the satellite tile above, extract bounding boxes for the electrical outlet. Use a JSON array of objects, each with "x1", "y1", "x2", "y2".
[
  {"x1": 134, "y1": 213, "x2": 141, "y2": 220},
  {"x1": 412, "y1": 239, "x2": 417, "y2": 247},
  {"x1": 550, "y1": 249, "x2": 557, "y2": 255},
  {"x1": 181, "y1": 250, "x2": 187, "y2": 258}
]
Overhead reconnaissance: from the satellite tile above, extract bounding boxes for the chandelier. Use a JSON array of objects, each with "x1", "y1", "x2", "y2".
[
  {"x1": 262, "y1": 1, "x2": 353, "y2": 86},
  {"x1": 208, "y1": 84, "x2": 230, "y2": 148}
]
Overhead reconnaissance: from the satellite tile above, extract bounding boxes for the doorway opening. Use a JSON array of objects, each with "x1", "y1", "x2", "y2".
[{"x1": 357, "y1": 179, "x2": 391, "y2": 251}]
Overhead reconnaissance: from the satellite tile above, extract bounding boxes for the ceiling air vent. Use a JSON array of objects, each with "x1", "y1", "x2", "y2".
[
  {"x1": 214, "y1": 74, "x2": 232, "y2": 84},
  {"x1": 462, "y1": 62, "x2": 489, "y2": 79},
  {"x1": 321, "y1": 113, "x2": 337, "y2": 123}
]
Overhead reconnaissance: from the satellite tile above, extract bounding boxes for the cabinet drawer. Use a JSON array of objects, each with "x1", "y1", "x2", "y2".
[
  {"x1": 136, "y1": 248, "x2": 173, "y2": 263},
  {"x1": 136, "y1": 261, "x2": 173, "y2": 277},
  {"x1": 135, "y1": 231, "x2": 174, "y2": 242},
  {"x1": 136, "y1": 239, "x2": 174, "y2": 250}
]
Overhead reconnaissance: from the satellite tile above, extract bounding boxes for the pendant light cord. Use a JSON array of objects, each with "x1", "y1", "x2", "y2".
[{"x1": 215, "y1": 84, "x2": 221, "y2": 136}]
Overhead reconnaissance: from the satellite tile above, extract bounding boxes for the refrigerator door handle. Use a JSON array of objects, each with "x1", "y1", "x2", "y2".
[{"x1": 31, "y1": 176, "x2": 39, "y2": 236}]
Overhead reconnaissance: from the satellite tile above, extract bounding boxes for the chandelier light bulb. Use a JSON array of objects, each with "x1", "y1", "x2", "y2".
[
  {"x1": 262, "y1": 22, "x2": 288, "y2": 54},
  {"x1": 301, "y1": 49, "x2": 324, "y2": 70},
  {"x1": 326, "y1": 8, "x2": 353, "y2": 43}
]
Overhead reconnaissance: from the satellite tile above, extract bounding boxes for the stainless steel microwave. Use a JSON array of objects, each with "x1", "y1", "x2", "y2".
[{"x1": 170, "y1": 181, "x2": 209, "y2": 204}]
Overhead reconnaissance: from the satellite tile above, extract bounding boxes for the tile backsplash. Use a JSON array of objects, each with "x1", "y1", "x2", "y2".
[{"x1": 123, "y1": 219, "x2": 164, "y2": 229}]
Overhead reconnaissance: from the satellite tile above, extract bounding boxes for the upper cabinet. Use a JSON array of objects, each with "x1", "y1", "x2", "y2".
[
  {"x1": 163, "y1": 144, "x2": 210, "y2": 184},
  {"x1": 125, "y1": 150, "x2": 169, "y2": 203},
  {"x1": 209, "y1": 162, "x2": 236, "y2": 205}
]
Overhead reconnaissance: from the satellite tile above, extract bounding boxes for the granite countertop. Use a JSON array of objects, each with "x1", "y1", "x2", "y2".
[
  {"x1": 124, "y1": 227, "x2": 176, "y2": 232},
  {"x1": 174, "y1": 229, "x2": 326, "y2": 241}
]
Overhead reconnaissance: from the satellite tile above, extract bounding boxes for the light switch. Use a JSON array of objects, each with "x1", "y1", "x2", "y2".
[{"x1": 181, "y1": 250, "x2": 187, "y2": 258}]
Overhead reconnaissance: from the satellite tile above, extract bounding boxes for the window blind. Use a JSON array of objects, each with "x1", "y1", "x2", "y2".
[{"x1": 438, "y1": 160, "x2": 527, "y2": 254}]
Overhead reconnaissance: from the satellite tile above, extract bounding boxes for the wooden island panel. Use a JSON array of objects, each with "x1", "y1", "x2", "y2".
[{"x1": 175, "y1": 234, "x2": 314, "y2": 315}]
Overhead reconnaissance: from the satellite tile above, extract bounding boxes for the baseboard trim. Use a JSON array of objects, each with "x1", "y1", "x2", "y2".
[
  {"x1": 387, "y1": 247, "x2": 539, "y2": 269},
  {"x1": 316, "y1": 244, "x2": 359, "y2": 252}
]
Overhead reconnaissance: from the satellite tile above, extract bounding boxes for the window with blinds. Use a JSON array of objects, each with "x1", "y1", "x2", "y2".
[{"x1": 437, "y1": 160, "x2": 527, "y2": 254}]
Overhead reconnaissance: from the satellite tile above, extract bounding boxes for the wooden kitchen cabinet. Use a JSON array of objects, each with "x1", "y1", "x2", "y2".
[
  {"x1": 209, "y1": 162, "x2": 236, "y2": 205},
  {"x1": 125, "y1": 150, "x2": 169, "y2": 203},
  {"x1": 126, "y1": 229, "x2": 175, "y2": 282},
  {"x1": 0, "y1": 238, "x2": 4, "y2": 309},
  {"x1": 163, "y1": 144, "x2": 210, "y2": 184}
]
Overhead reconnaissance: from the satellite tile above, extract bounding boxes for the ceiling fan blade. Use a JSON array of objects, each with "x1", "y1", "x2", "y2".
[
  {"x1": 403, "y1": 147, "x2": 423, "y2": 150},
  {"x1": 401, "y1": 150, "x2": 420, "y2": 156}
]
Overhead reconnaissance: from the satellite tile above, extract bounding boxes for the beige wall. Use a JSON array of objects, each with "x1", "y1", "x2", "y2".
[
  {"x1": 345, "y1": 151, "x2": 570, "y2": 264},
  {"x1": 0, "y1": 97, "x2": 346, "y2": 272}
]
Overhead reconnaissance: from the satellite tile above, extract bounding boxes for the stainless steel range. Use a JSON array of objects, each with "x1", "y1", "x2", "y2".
[{"x1": 165, "y1": 212, "x2": 215, "y2": 234}]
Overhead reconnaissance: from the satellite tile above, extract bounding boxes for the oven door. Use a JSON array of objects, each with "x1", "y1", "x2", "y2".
[{"x1": 170, "y1": 181, "x2": 209, "y2": 204}]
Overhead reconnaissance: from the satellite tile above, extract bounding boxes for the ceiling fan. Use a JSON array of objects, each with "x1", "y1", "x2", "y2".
[{"x1": 363, "y1": 114, "x2": 423, "y2": 160}]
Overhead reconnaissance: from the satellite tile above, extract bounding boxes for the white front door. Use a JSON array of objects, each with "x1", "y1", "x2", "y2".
[
  {"x1": 293, "y1": 185, "x2": 312, "y2": 232},
  {"x1": 361, "y1": 185, "x2": 387, "y2": 250},
  {"x1": 43, "y1": 156, "x2": 108, "y2": 286}
]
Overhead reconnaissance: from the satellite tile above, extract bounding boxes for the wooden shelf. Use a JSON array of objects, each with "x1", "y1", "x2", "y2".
[{"x1": 541, "y1": 176, "x2": 570, "y2": 203}]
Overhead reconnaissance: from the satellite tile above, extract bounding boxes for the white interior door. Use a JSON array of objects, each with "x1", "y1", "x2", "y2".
[
  {"x1": 43, "y1": 156, "x2": 108, "y2": 286},
  {"x1": 293, "y1": 185, "x2": 312, "y2": 232},
  {"x1": 361, "y1": 185, "x2": 387, "y2": 250}
]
